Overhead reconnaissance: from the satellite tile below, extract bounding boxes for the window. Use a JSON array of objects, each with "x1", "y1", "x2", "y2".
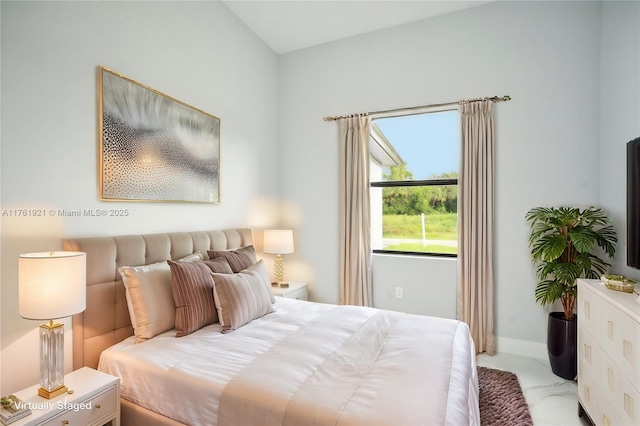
[{"x1": 369, "y1": 107, "x2": 460, "y2": 256}]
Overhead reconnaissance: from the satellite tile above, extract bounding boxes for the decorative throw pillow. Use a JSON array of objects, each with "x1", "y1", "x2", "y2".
[
  {"x1": 203, "y1": 257, "x2": 234, "y2": 274},
  {"x1": 211, "y1": 260, "x2": 275, "y2": 333},
  {"x1": 119, "y1": 252, "x2": 204, "y2": 343},
  {"x1": 207, "y1": 245, "x2": 257, "y2": 273},
  {"x1": 179, "y1": 252, "x2": 205, "y2": 263},
  {"x1": 168, "y1": 260, "x2": 218, "y2": 337},
  {"x1": 243, "y1": 258, "x2": 275, "y2": 303}
]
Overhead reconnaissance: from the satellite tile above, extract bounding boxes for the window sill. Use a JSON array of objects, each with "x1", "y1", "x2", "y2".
[{"x1": 373, "y1": 250, "x2": 457, "y2": 259}]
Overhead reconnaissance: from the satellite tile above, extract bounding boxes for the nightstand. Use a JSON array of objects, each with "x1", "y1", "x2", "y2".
[
  {"x1": 7, "y1": 367, "x2": 120, "y2": 426},
  {"x1": 271, "y1": 282, "x2": 308, "y2": 301}
]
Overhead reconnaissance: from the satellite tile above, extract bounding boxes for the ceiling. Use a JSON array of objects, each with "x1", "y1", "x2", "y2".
[{"x1": 222, "y1": 1, "x2": 495, "y2": 55}]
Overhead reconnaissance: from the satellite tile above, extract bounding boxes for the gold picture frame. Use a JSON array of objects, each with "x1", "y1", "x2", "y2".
[{"x1": 98, "y1": 66, "x2": 220, "y2": 203}]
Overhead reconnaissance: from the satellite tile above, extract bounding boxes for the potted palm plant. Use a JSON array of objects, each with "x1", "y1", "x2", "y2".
[{"x1": 526, "y1": 206, "x2": 617, "y2": 379}]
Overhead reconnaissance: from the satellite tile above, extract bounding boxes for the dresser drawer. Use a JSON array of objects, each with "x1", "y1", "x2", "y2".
[
  {"x1": 600, "y1": 402, "x2": 625, "y2": 426},
  {"x1": 583, "y1": 375, "x2": 624, "y2": 426},
  {"x1": 579, "y1": 326, "x2": 601, "y2": 384},
  {"x1": 40, "y1": 386, "x2": 117, "y2": 426},
  {"x1": 579, "y1": 285, "x2": 601, "y2": 337},
  {"x1": 579, "y1": 362, "x2": 599, "y2": 421},
  {"x1": 618, "y1": 368, "x2": 640, "y2": 424},
  {"x1": 600, "y1": 351, "x2": 621, "y2": 407},
  {"x1": 272, "y1": 282, "x2": 308, "y2": 301},
  {"x1": 284, "y1": 287, "x2": 308, "y2": 300},
  {"x1": 600, "y1": 303, "x2": 639, "y2": 387},
  {"x1": 599, "y1": 349, "x2": 640, "y2": 425}
]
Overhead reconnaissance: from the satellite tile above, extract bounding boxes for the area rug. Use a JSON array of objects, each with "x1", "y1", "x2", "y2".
[{"x1": 478, "y1": 366, "x2": 534, "y2": 426}]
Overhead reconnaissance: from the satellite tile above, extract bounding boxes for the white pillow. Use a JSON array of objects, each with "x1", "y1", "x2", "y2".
[
  {"x1": 179, "y1": 252, "x2": 205, "y2": 262},
  {"x1": 119, "y1": 251, "x2": 204, "y2": 343}
]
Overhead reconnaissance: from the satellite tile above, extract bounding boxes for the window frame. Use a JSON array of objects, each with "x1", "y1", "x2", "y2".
[{"x1": 369, "y1": 108, "x2": 459, "y2": 258}]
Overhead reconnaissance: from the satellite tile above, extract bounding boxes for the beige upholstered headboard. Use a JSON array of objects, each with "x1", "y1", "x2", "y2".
[{"x1": 63, "y1": 228, "x2": 253, "y2": 370}]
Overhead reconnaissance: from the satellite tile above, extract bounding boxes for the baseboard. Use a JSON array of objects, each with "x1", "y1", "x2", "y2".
[{"x1": 495, "y1": 336, "x2": 548, "y2": 361}]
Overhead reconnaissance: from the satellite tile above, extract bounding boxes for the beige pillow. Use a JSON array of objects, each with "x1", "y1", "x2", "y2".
[
  {"x1": 207, "y1": 245, "x2": 257, "y2": 272},
  {"x1": 119, "y1": 252, "x2": 204, "y2": 343},
  {"x1": 244, "y1": 258, "x2": 275, "y2": 303},
  {"x1": 211, "y1": 260, "x2": 274, "y2": 333},
  {"x1": 168, "y1": 260, "x2": 218, "y2": 337}
]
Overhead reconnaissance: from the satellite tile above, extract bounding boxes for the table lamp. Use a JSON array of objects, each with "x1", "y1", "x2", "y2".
[
  {"x1": 19, "y1": 251, "x2": 86, "y2": 399},
  {"x1": 263, "y1": 230, "x2": 294, "y2": 283}
]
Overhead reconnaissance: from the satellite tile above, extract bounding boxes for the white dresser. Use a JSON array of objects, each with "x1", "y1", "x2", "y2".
[{"x1": 578, "y1": 278, "x2": 640, "y2": 425}]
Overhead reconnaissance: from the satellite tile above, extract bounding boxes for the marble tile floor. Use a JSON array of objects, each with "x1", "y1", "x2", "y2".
[{"x1": 477, "y1": 352, "x2": 591, "y2": 426}]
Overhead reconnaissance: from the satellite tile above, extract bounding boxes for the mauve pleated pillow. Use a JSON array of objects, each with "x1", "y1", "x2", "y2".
[
  {"x1": 207, "y1": 245, "x2": 257, "y2": 272},
  {"x1": 202, "y1": 257, "x2": 234, "y2": 274},
  {"x1": 168, "y1": 260, "x2": 218, "y2": 337}
]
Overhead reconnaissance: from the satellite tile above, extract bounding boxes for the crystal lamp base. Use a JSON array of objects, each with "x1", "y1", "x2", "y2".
[{"x1": 39, "y1": 321, "x2": 67, "y2": 399}]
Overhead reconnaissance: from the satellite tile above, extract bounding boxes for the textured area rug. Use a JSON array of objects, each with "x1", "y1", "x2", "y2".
[{"x1": 478, "y1": 366, "x2": 534, "y2": 426}]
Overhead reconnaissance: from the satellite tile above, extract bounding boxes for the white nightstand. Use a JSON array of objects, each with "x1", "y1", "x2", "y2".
[
  {"x1": 6, "y1": 367, "x2": 120, "y2": 426},
  {"x1": 271, "y1": 282, "x2": 308, "y2": 301}
]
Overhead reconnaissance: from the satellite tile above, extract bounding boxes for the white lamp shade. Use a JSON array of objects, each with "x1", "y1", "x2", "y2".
[
  {"x1": 263, "y1": 230, "x2": 294, "y2": 254},
  {"x1": 19, "y1": 251, "x2": 86, "y2": 320}
]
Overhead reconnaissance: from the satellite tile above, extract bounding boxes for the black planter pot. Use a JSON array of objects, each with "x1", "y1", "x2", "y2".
[{"x1": 547, "y1": 312, "x2": 577, "y2": 380}]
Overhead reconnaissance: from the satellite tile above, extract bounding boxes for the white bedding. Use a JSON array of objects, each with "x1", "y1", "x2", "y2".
[{"x1": 99, "y1": 297, "x2": 479, "y2": 426}]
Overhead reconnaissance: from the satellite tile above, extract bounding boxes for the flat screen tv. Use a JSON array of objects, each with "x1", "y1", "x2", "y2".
[{"x1": 628, "y1": 136, "x2": 640, "y2": 268}]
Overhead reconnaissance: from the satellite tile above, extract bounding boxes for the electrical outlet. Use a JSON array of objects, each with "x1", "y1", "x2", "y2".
[{"x1": 395, "y1": 287, "x2": 403, "y2": 299}]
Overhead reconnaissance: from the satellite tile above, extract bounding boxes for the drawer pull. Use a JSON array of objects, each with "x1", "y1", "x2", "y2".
[
  {"x1": 585, "y1": 385, "x2": 590, "y2": 402},
  {"x1": 603, "y1": 414, "x2": 611, "y2": 426},
  {"x1": 585, "y1": 301, "x2": 591, "y2": 319},
  {"x1": 624, "y1": 340, "x2": 634, "y2": 365},
  {"x1": 608, "y1": 321, "x2": 614, "y2": 340},
  {"x1": 608, "y1": 368, "x2": 615, "y2": 391},
  {"x1": 625, "y1": 393, "x2": 635, "y2": 420},
  {"x1": 61, "y1": 421, "x2": 69, "y2": 426},
  {"x1": 96, "y1": 404, "x2": 101, "y2": 409},
  {"x1": 584, "y1": 344, "x2": 592, "y2": 364}
]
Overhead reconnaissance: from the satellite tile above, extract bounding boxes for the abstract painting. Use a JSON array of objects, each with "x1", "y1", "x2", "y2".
[{"x1": 98, "y1": 66, "x2": 220, "y2": 203}]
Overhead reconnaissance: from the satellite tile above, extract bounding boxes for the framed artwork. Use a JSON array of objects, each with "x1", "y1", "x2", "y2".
[{"x1": 98, "y1": 66, "x2": 220, "y2": 203}]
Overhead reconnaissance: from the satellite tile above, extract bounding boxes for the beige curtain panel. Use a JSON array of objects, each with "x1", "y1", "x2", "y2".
[
  {"x1": 339, "y1": 115, "x2": 373, "y2": 307},
  {"x1": 457, "y1": 100, "x2": 495, "y2": 355}
]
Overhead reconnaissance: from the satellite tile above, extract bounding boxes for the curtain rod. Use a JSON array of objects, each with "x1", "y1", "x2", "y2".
[{"x1": 322, "y1": 95, "x2": 511, "y2": 122}]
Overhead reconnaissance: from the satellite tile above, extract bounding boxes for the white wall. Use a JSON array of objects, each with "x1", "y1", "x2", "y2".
[
  {"x1": 598, "y1": 0, "x2": 640, "y2": 278},
  {"x1": 373, "y1": 254, "x2": 457, "y2": 319},
  {"x1": 0, "y1": 1, "x2": 279, "y2": 394},
  {"x1": 279, "y1": 1, "x2": 604, "y2": 346}
]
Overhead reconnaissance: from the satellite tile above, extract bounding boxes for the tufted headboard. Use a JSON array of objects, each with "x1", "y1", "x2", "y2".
[{"x1": 63, "y1": 228, "x2": 253, "y2": 370}]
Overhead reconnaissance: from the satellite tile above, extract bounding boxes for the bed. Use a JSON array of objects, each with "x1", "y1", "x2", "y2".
[{"x1": 64, "y1": 228, "x2": 480, "y2": 426}]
